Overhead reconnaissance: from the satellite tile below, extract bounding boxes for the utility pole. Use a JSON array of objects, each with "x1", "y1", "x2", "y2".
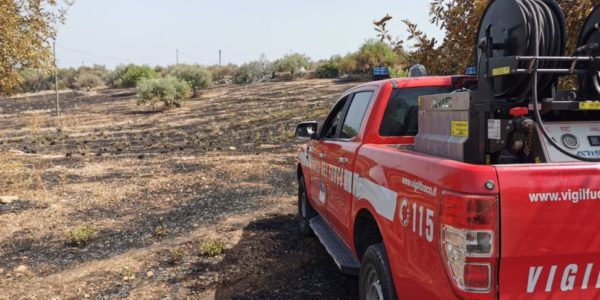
[
  {"x1": 53, "y1": 41, "x2": 60, "y2": 117},
  {"x1": 219, "y1": 50, "x2": 222, "y2": 66},
  {"x1": 176, "y1": 49, "x2": 179, "y2": 65}
]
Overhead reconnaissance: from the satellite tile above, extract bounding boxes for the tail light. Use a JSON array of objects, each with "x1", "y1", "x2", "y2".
[{"x1": 440, "y1": 191, "x2": 499, "y2": 299}]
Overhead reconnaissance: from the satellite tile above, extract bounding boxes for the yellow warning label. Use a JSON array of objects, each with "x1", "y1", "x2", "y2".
[
  {"x1": 492, "y1": 66, "x2": 511, "y2": 77},
  {"x1": 580, "y1": 101, "x2": 600, "y2": 110},
  {"x1": 451, "y1": 121, "x2": 469, "y2": 137}
]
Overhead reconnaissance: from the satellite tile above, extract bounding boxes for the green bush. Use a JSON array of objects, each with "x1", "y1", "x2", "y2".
[
  {"x1": 110, "y1": 64, "x2": 158, "y2": 88},
  {"x1": 390, "y1": 68, "x2": 408, "y2": 78},
  {"x1": 106, "y1": 64, "x2": 127, "y2": 88},
  {"x1": 68, "y1": 224, "x2": 98, "y2": 246},
  {"x1": 74, "y1": 73, "x2": 103, "y2": 91},
  {"x1": 208, "y1": 64, "x2": 239, "y2": 82},
  {"x1": 199, "y1": 239, "x2": 224, "y2": 257},
  {"x1": 169, "y1": 64, "x2": 212, "y2": 95},
  {"x1": 136, "y1": 76, "x2": 191, "y2": 109},
  {"x1": 235, "y1": 61, "x2": 265, "y2": 84},
  {"x1": 273, "y1": 53, "x2": 311, "y2": 79},
  {"x1": 316, "y1": 57, "x2": 341, "y2": 79},
  {"x1": 339, "y1": 54, "x2": 360, "y2": 75},
  {"x1": 340, "y1": 40, "x2": 402, "y2": 75}
]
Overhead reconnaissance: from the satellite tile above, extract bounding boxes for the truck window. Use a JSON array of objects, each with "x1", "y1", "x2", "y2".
[
  {"x1": 340, "y1": 92, "x2": 373, "y2": 139},
  {"x1": 379, "y1": 86, "x2": 454, "y2": 137},
  {"x1": 321, "y1": 96, "x2": 349, "y2": 139}
]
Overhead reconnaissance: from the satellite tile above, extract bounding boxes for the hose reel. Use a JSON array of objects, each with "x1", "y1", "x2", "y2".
[
  {"x1": 474, "y1": 0, "x2": 600, "y2": 163},
  {"x1": 476, "y1": 0, "x2": 566, "y2": 101},
  {"x1": 577, "y1": 6, "x2": 600, "y2": 99}
]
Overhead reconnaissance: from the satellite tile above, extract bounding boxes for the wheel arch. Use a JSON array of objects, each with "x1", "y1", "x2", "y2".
[
  {"x1": 297, "y1": 163, "x2": 303, "y2": 180},
  {"x1": 353, "y1": 208, "x2": 384, "y2": 261}
]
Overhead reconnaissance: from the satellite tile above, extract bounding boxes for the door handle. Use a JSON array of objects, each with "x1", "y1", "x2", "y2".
[
  {"x1": 319, "y1": 153, "x2": 326, "y2": 159},
  {"x1": 338, "y1": 157, "x2": 349, "y2": 164}
]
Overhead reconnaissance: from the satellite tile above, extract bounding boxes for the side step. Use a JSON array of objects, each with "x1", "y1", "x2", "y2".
[{"x1": 310, "y1": 216, "x2": 361, "y2": 276}]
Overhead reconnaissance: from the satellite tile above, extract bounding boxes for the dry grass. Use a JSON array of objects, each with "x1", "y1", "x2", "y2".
[
  {"x1": 0, "y1": 152, "x2": 48, "y2": 200},
  {"x1": 0, "y1": 79, "x2": 356, "y2": 299}
]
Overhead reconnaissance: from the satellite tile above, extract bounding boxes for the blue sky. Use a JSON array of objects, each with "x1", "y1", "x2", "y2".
[{"x1": 56, "y1": 0, "x2": 444, "y2": 69}]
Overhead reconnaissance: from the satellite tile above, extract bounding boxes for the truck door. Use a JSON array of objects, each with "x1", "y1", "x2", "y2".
[
  {"x1": 309, "y1": 96, "x2": 350, "y2": 217},
  {"x1": 323, "y1": 91, "x2": 374, "y2": 241}
]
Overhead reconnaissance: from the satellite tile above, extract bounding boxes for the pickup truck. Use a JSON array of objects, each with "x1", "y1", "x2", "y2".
[{"x1": 295, "y1": 76, "x2": 600, "y2": 299}]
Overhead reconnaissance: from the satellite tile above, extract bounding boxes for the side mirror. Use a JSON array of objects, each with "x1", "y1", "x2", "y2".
[{"x1": 295, "y1": 121, "x2": 318, "y2": 139}]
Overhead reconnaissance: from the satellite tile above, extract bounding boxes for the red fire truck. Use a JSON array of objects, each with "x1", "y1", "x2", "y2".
[{"x1": 295, "y1": 1, "x2": 600, "y2": 299}]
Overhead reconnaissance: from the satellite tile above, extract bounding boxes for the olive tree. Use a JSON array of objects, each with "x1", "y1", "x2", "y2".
[
  {"x1": 274, "y1": 53, "x2": 311, "y2": 79},
  {"x1": 169, "y1": 64, "x2": 212, "y2": 96}
]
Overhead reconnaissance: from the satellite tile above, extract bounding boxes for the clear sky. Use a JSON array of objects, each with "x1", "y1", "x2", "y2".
[{"x1": 56, "y1": 0, "x2": 444, "y2": 69}]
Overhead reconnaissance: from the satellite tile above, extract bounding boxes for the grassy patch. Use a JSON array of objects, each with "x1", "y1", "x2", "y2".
[
  {"x1": 199, "y1": 239, "x2": 224, "y2": 257},
  {"x1": 67, "y1": 224, "x2": 98, "y2": 247},
  {"x1": 169, "y1": 247, "x2": 185, "y2": 264}
]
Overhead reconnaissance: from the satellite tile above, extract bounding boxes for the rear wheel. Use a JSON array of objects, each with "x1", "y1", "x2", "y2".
[
  {"x1": 298, "y1": 176, "x2": 316, "y2": 236},
  {"x1": 359, "y1": 244, "x2": 397, "y2": 300}
]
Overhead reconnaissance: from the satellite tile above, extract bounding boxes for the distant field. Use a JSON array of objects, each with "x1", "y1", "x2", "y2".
[{"x1": 0, "y1": 79, "x2": 359, "y2": 299}]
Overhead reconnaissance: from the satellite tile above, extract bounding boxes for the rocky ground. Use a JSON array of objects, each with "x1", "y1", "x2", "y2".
[{"x1": 0, "y1": 80, "x2": 359, "y2": 299}]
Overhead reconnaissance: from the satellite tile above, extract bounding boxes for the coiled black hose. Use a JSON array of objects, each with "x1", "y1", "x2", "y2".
[
  {"x1": 525, "y1": 0, "x2": 600, "y2": 162},
  {"x1": 507, "y1": 0, "x2": 564, "y2": 100}
]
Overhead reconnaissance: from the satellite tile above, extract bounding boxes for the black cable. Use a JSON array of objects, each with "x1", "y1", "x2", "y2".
[
  {"x1": 499, "y1": 0, "x2": 563, "y2": 100},
  {"x1": 526, "y1": 0, "x2": 600, "y2": 162}
]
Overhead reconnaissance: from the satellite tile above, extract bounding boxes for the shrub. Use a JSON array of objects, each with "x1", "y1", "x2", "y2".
[
  {"x1": 68, "y1": 224, "x2": 98, "y2": 246},
  {"x1": 208, "y1": 64, "x2": 239, "y2": 82},
  {"x1": 199, "y1": 239, "x2": 223, "y2": 257},
  {"x1": 339, "y1": 53, "x2": 359, "y2": 75},
  {"x1": 107, "y1": 64, "x2": 127, "y2": 88},
  {"x1": 316, "y1": 57, "x2": 341, "y2": 79},
  {"x1": 169, "y1": 64, "x2": 212, "y2": 96},
  {"x1": 169, "y1": 247, "x2": 185, "y2": 263},
  {"x1": 340, "y1": 40, "x2": 402, "y2": 75},
  {"x1": 74, "y1": 73, "x2": 103, "y2": 91},
  {"x1": 136, "y1": 76, "x2": 191, "y2": 109},
  {"x1": 235, "y1": 61, "x2": 265, "y2": 84},
  {"x1": 154, "y1": 65, "x2": 168, "y2": 77},
  {"x1": 154, "y1": 222, "x2": 169, "y2": 237},
  {"x1": 390, "y1": 68, "x2": 408, "y2": 78},
  {"x1": 77, "y1": 65, "x2": 110, "y2": 82},
  {"x1": 273, "y1": 53, "x2": 311, "y2": 79},
  {"x1": 19, "y1": 69, "x2": 50, "y2": 93},
  {"x1": 110, "y1": 64, "x2": 158, "y2": 88},
  {"x1": 55, "y1": 68, "x2": 78, "y2": 90}
]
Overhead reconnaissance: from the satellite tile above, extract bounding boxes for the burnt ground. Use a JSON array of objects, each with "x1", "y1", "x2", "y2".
[{"x1": 0, "y1": 79, "x2": 359, "y2": 299}]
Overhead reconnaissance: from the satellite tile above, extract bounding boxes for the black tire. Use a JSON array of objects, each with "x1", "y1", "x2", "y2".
[
  {"x1": 298, "y1": 175, "x2": 316, "y2": 236},
  {"x1": 359, "y1": 244, "x2": 398, "y2": 300}
]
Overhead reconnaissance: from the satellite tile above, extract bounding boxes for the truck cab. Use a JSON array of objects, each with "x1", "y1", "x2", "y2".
[{"x1": 295, "y1": 76, "x2": 600, "y2": 299}]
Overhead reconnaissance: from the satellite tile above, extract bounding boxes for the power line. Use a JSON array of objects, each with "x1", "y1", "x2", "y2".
[
  {"x1": 55, "y1": 43, "x2": 161, "y2": 63},
  {"x1": 177, "y1": 50, "x2": 205, "y2": 62}
]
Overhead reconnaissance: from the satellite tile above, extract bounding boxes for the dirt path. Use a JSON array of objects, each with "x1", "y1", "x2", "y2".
[{"x1": 0, "y1": 79, "x2": 358, "y2": 299}]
